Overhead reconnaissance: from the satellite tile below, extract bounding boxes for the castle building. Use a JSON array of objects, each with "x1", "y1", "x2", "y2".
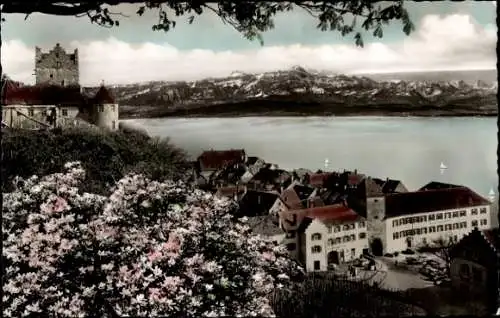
[
  {"x1": 1, "y1": 43, "x2": 118, "y2": 131},
  {"x1": 35, "y1": 43, "x2": 79, "y2": 86}
]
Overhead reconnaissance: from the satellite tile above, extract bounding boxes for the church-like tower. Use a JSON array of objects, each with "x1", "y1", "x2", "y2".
[{"x1": 35, "y1": 43, "x2": 79, "y2": 86}]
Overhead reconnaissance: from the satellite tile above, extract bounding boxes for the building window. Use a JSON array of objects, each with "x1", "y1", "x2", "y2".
[
  {"x1": 452, "y1": 211, "x2": 459, "y2": 218},
  {"x1": 327, "y1": 226, "x2": 332, "y2": 234},
  {"x1": 459, "y1": 263, "x2": 470, "y2": 280},
  {"x1": 422, "y1": 227, "x2": 428, "y2": 234},
  {"x1": 328, "y1": 238, "x2": 335, "y2": 246},
  {"x1": 422, "y1": 215, "x2": 427, "y2": 222},
  {"x1": 314, "y1": 261, "x2": 320, "y2": 271},
  {"x1": 459, "y1": 210, "x2": 466, "y2": 217},
  {"x1": 436, "y1": 213, "x2": 443, "y2": 220},
  {"x1": 335, "y1": 237, "x2": 341, "y2": 244},
  {"x1": 334, "y1": 226, "x2": 341, "y2": 233},
  {"x1": 452, "y1": 223, "x2": 458, "y2": 230},
  {"x1": 393, "y1": 232, "x2": 399, "y2": 240},
  {"x1": 429, "y1": 214, "x2": 435, "y2": 221},
  {"x1": 437, "y1": 225, "x2": 444, "y2": 232},
  {"x1": 98, "y1": 105, "x2": 104, "y2": 112},
  {"x1": 472, "y1": 220, "x2": 478, "y2": 228},
  {"x1": 311, "y1": 245, "x2": 322, "y2": 254},
  {"x1": 429, "y1": 226, "x2": 436, "y2": 233},
  {"x1": 28, "y1": 109, "x2": 34, "y2": 116},
  {"x1": 351, "y1": 248, "x2": 356, "y2": 258},
  {"x1": 286, "y1": 243, "x2": 296, "y2": 251},
  {"x1": 343, "y1": 236, "x2": 350, "y2": 243},
  {"x1": 445, "y1": 224, "x2": 452, "y2": 231},
  {"x1": 358, "y1": 221, "x2": 365, "y2": 228},
  {"x1": 392, "y1": 220, "x2": 397, "y2": 227},
  {"x1": 359, "y1": 232, "x2": 366, "y2": 239},
  {"x1": 480, "y1": 208, "x2": 487, "y2": 214},
  {"x1": 311, "y1": 233, "x2": 322, "y2": 241},
  {"x1": 62, "y1": 109, "x2": 68, "y2": 116},
  {"x1": 343, "y1": 224, "x2": 350, "y2": 231},
  {"x1": 471, "y1": 208, "x2": 478, "y2": 215},
  {"x1": 445, "y1": 212, "x2": 452, "y2": 219},
  {"x1": 350, "y1": 234, "x2": 355, "y2": 241},
  {"x1": 50, "y1": 74, "x2": 53, "y2": 79},
  {"x1": 112, "y1": 120, "x2": 117, "y2": 130},
  {"x1": 480, "y1": 219, "x2": 488, "y2": 226}
]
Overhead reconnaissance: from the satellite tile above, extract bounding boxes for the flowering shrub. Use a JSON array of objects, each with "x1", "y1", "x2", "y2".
[{"x1": 3, "y1": 162, "x2": 304, "y2": 317}]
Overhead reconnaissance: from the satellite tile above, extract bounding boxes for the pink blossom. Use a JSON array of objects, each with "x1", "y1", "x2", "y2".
[{"x1": 148, "y1": 250, "x2": 163, "y2": 262}]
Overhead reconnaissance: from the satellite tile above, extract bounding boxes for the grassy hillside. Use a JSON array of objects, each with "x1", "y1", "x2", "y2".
[{"x1": 2, "y1": 125, "x2": 189, "y2": 194}]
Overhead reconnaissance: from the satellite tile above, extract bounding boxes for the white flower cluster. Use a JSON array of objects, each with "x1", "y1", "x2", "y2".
[{"x1": 3, "y1": 163, "x2": 304, "y2": 317}]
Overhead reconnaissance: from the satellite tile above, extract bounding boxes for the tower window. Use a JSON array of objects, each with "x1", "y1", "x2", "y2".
[
  {"x1": 62, "y1": 109, "x2": 68, "y2": 116},
  {"x1": 98, "y1": 105, "x2": 104, "y2": 112},
  {"x1": 50, "y1": 74, "x2": 53, "y2": 79}
]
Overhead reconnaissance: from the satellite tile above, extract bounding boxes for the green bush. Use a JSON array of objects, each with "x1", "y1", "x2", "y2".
[{"x1": 2, "y1": 126, "x2": 189, "y2": 194}]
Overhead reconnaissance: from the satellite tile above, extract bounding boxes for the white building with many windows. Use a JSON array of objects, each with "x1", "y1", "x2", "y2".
[
  {"x1": 289, "y1": 204, "x2": 369, "y2": 272},
  {"x1": 379, "y1": 187, "x2": 492, "y2": 254}
]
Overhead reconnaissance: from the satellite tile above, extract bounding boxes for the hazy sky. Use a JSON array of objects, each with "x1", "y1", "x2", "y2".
[{"x1": 1, "y1": 1, "x2": 497, "y2": 86}]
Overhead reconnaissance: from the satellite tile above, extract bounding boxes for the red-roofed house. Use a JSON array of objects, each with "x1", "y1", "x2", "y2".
[
  {"x1": 196, "y1": 149, "x2": 247, "y2": 180},
  {"x1": 298, "y1": 203, "x2": 369, "y2": 271}
]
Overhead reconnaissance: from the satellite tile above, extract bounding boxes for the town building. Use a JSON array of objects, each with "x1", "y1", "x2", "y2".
[
  {"x1": 449, "y1": 228, "x2": 499, "y2": 314},
  {"x1": 2, "y1": 43, "x2": 119, "y2": 131},
  {"x1": 300, "y1": 204, "x2": 369, "y2": 271},
  {"x1": 196, "y1": 149, "x2": 247, "y2": 181}
]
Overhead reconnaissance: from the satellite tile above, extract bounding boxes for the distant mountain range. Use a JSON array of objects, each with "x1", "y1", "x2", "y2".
[{"x1": 24, "y1": 67, "x2": 500, "y2": 118}]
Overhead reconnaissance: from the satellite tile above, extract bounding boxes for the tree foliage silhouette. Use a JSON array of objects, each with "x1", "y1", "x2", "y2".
[{"x1": 1, "y1": 0, "x2": 414, "y2": 47}]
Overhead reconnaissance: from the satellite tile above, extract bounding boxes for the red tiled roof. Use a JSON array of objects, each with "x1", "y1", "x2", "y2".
[
  {"x1": 309, "y1": 173, "x2": 333, "y2": 187},
  {"x1": 93, "y1": 85, "x2": 115, "y2": 104},
  {"x1": 348, "y1": 173, "x2": 365, "y2": 186},
  {"x1": 198, "y1": 149, "x2": 246, "y2": 171},
  {"x1": 385, "y1": 187, "x2": 490, "y2": 218},
  {"x1": 2, "y1": 80, "x2": 86, "y2": 106},
  {"x1": 306, "y1": 204, "x2": 361, "y2": 222}
]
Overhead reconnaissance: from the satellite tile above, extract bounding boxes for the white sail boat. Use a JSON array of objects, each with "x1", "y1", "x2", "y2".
[{"x1": 439, "y1": 162, "x2": 447, "y2": 170}]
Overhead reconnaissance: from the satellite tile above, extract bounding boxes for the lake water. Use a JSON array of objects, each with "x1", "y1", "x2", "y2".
[{"x1": 122, "y1": 116, "x2": 498, "y2": 225}]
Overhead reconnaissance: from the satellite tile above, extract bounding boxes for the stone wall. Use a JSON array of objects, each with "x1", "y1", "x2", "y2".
[{"x1": 35, "y1": 44, "x2": 79, "y2": 86}]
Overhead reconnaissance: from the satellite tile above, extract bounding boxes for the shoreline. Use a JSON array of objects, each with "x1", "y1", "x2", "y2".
[{"x1": 120, "y1": 112, "x2": 498, "y2": 120}]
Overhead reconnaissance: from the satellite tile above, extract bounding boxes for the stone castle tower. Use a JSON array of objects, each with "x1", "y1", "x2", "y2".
[{"x1": 35, "y1": 43, "x2": 79, "y2": 86}]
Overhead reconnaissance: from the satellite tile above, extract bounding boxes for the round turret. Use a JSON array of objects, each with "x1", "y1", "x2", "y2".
[{"x1": 90, "y1": 85, "x2": 119, "y2": 130}]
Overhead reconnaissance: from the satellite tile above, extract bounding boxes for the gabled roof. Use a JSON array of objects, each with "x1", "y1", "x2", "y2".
[
  {"x1": 93, "y1": 85, "x2": 116, "y2": 104},
  {"x1": 309, "y1": 172, "x2": 333, "y2": 187},
  {"x1": 293, "y1": 184, "x2": 315, "y2": 201},
  {"x1": 418, "y1": 181, "x2": 463, "y2": 191},
  {"x1": 251, "y1": 168, "x2": 290, "y2": 184},
  {"x1": 246, "y1": 215, "x2": 283, "y2": 236},
  {"x1": 197, "y1": 149, "x2": 246, "y2": 171},
  {"x1": 2, "y1": 80, "x2": 86, "y2": 106},
  {"x1": 450, "y1": 228, "x2": 499, "y2": 265},
  {"x1": 300, "y1": 204, "x2": 364, "y2": 227},
  {"x1": 385, "y1": 187, "x2": 490, "y2": 218},
  {"x1": 238, "y1": 190, "x2": 280, "y2": 217}
]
